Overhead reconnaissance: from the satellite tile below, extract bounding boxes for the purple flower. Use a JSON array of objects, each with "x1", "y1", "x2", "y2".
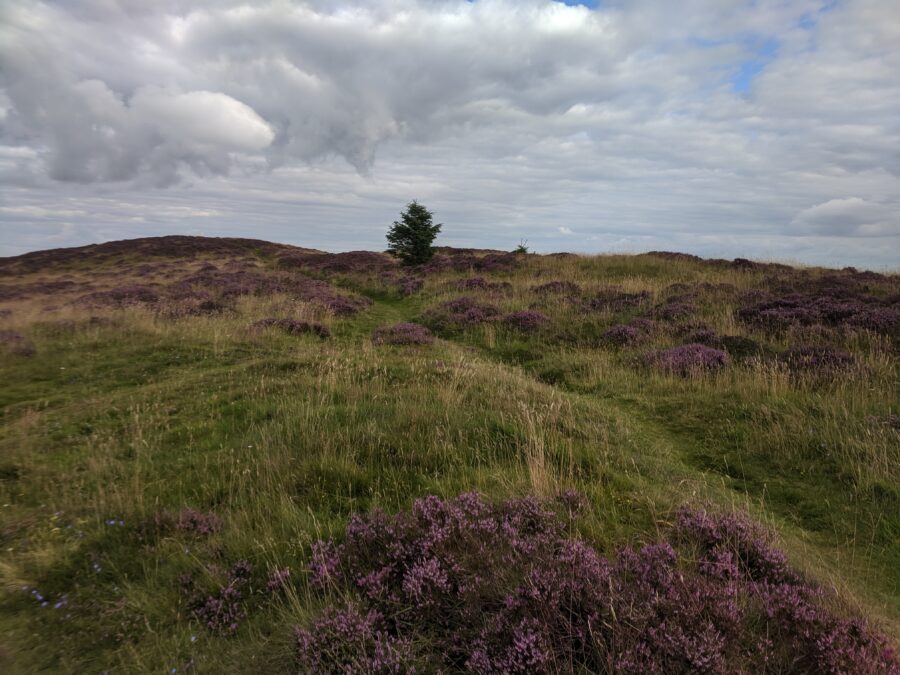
[
  {"x1": 643, "y1": 343, "x2": 729, "y2": 375},
  {"x1": 503, "y1": 310, "x2": 549, "y2": 332},
  {"x1": 371, "y1": 322, "x2": 434, "y2": 346}
]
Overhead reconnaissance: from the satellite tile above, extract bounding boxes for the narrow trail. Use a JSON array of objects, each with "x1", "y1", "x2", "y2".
[{"x1": 358, "y1": 296, "x2": 900, "y2": 627}]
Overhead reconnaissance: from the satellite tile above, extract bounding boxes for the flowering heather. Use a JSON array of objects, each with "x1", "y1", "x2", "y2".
[
  {"x1": 265, "y1": 567, "x2": 291, "y2": 594},
  {"x1": 651, "y1": 300, "x2": 696, "y2": 321},
  {"x1": 174, "y1": 268, "x2": 371, "y2": 316},
  {"x1": 584, "y1": 288, "x2": 651, "y2": 312},
  {"x1": 78, "y1": 285, "x2": 160, "y2": 307},
  {"x1": 279, "y1": 250, "x2": 395, "y2": 275},
  {"x1": 531, "y1": 280, "x2": 581, "y2": 296},
  {"x1": 250, "y1": 318, "x2": 330, "y2": 339},
  {"x1": 420, "y1": 296, "x2": 502, "y2": 332},
  {"x1": 738, "y1": 293, "x2": 899, "y2": 335},
  {"x1": 422, "y1": 251, "x2": 520, "y2": 274},
  {"x1": 295, "y1": 606, "x2": 418, "y2": 673},
  {"x1": 503, "y1": 310, "x2": 549, "y2": 332},
  {"x1": 395, "y1": 275, "x2": 424, "y2": 296},
  {"x1": 299, "y1": 493, "x2": 896, "y2": 674},
  {"x1": 602, "y1": 324, "x2": 645, "y2": 347},
  {"x1": 644, "y1": 343, "x2": 729, "y2": 376},
  {"x1": 781, "y1": 346, "x2": 854, "y2": 372},
  {"x1": 454, "y1": 277, "x2": 513, "y2": 293},
  {"x1": 371, "y1": 322, "x2": 434, "y2": 346},
  {"x1": 185, "y1": 560, "x2": 254, "y2": 635},
  {"x1": 137, "y1": 508, "x2": 223, "y2": 543},
  {"x1": 175, "y1": 508, "x2": 223, "y2": 537}
]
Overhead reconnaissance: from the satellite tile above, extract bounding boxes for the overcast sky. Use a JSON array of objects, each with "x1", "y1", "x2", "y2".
[{"x1": 1, "y1": 0, "x2": 898, "y2": 268}]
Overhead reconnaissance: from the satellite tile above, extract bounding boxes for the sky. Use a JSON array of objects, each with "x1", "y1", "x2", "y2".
[{"x1": 1, "y1": 0, "x2": 898, "y2": 268}]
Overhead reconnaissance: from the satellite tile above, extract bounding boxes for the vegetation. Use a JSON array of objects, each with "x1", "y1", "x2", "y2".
[
  {"x1": 386, "y1": 201, "x2": 442, "y2": 265},
  {"x1": 0, "y1": 236, "x2": 897, "y2": 673}
]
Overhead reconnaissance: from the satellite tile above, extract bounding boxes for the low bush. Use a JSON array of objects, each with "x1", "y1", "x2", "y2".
[
  {"x1": 298, "y1": 493, "x2": 896, "y2": 674},
  {"x1": 643, "y1": 343, "x2": 729, "y2": 376},
  {"x1": 371, "y1": 322, "x2": 434, "y2": 346}
]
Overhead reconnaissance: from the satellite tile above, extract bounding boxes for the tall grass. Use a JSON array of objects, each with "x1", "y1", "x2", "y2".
[{"x1": 0, "y1": 244, "x2": 897, "y2": 672}]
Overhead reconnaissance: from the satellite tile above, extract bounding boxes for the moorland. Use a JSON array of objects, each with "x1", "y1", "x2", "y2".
[{"x1": 0, "y1": 236, "x2": 897, "y2": 672}]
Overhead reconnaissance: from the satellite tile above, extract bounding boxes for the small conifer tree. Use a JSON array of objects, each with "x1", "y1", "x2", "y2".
[{"x1": 386, "y1": 201, "x2": 441, "y2": 265}]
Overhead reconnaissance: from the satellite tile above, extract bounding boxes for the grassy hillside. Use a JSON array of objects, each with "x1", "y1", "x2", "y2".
[{"x1": 0, "y1": 237, "x2": 897, "y2": 672}]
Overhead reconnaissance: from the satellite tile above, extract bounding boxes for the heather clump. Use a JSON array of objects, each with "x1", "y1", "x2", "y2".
[
  {"x1": 250, "y1": 318, "x2": 330, "y2": 339},
  {"x1": 78, "y1": 285, "x2": 160, "y2": 307},
  {"x1": 781, "y1": 346, "x2": 854, "y2": 372},
  {"x1": 454, "y1": 277, "x2": 512, "y2": 293},
  {"x1": 584, "y1": 288, "x2": 650, "y2": 312},
  {"x1": 644, "y1": 343, "x2": 729, "y2": 376},
  {"x1": 738, "y1": 292, "x2": 899, "y2": 336},
  {"x1": 651, "y1": 300, "x2": 696, "y2": 321},
  {"x1": 531, "y1": 280, "x2": 581, "y2": 296},
  {"x1": 602, "y1": 324, "x2": 645, "y2": 347},
  {"x1": 184, "y1": 560, "x2": 254, "y2": 635},
  {"x1": 137, "y1": 508, "x2": 223, "y2": 543},
  {"x1": 503, "y1": 310, "x2": 549, "y2": 332},
  {"x1": 420, "y1": 296, "x2": 502, "y2": 333},
  {"x1": 677, "y1": 326, "x2": 763, "y2": 359},
  {"x1": 295, "y1": 605, "x2": 419, "y2": 673},
  {"x1": 371, "y1": 322, "x2": 434, "y2": 346},
  {"x1": 174, "y1": 268, "x2": 371, "y2": 316},
  {"x1": 298, "y1": 493, "x2": 896, "y2": 674},
  {"x1": 422, "y1": 251, "x2": 520, "y2": 275}
]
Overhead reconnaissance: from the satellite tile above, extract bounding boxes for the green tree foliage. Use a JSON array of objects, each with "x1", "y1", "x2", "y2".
[{"x1": 386, "y1": 201, "x2": 442, "y2": 265}]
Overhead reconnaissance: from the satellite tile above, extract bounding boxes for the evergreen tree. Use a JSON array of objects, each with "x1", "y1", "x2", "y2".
[{"x1": 386, "y1": 201, "x2": 441, "y2": 265}]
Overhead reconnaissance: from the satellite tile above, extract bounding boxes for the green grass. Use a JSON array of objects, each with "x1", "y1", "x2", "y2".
[{"x1": 0, "y1": 247, "x2": 897, "y2": 672}]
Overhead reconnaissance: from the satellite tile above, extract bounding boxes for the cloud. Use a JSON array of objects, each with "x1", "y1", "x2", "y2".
[
  {"x1": 791, "y1": 198, "x2": 895, "y2": 236},
  {"x1": 558, "y1": 226, "x2": 574, "y2": 234},
  {"x1": 0, "y1": 0, "x2": 898, "y2": 268}
]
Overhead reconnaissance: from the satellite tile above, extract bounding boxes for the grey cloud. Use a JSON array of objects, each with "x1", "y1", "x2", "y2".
[{"x1": 0, "y1": 0, "x2": 898, "y2": 268}]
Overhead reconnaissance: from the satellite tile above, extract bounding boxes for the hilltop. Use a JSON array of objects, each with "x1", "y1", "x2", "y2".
[{"x1": 1, "y1": 236, "x2": 898, "y2": 673}]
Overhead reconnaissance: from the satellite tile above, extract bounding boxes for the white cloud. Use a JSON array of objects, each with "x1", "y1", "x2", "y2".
[{"x1": 0, "y1": 0, "x2": 898, "y2": 268}]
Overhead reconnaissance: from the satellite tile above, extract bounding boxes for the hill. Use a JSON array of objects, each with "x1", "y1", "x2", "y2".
[{"x1": 1, "y1": 237, "x2": 898, "y2": 672}]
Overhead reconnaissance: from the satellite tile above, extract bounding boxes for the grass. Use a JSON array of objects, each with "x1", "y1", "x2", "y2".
[{"x1": 0, "y1": 241, "x2": 897, "y2": 672}]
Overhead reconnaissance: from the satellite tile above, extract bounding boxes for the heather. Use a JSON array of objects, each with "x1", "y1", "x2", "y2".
[
  {"x1": 299, "y1": 493, "x2": 896, "y2": 674},
  {"x1": 420, "y1": 296, "x2": 503, "y2": 332},
  {"x1": 643, "y1": 343, "x2": 730, "y2": 376},
  {"x1": 250, "y1": 318, "x2": 331, "y2": 339},
  {"x1": 0, "y1": 237, "x2": 897, "y2": 673},
  {"x1": 371, "y1": 322, "x2": 434, "y2": 346}
]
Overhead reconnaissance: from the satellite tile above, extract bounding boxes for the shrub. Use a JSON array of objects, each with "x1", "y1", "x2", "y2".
[
  {"x1": 605, "y1": 318, "x2": 658, "y2": 346},
  {"x1": 371, "y1": 322, "x2": 434, "y2": 346},
  {"x1": 455, "y1": 277, "x2": 512, "y2": 293},
  {"x1": 585, "y1": 288, "x2": 650, "y2": 312},
  {"x1": 651, "y1": 301, "x2": 696, "y2": 321},
  {"x1": 250, "y1": 318, "x2": 330, "y2": 339},
  {"x1": 298, "y1": 493, "x2": 896, "y2": 674},
  {"x1": 185, "y1": 560, "x2": 253, "y2": 635},
  {"x1": 78, "y1": 285, "x2": 159, "y2": 307},
  {"x1": 503, "y1": 310, "x2": 549, "y2": 332},
  {"x1": 644, "y1": 343, "x2": 729, "y2": 376},
  {"x1": 531, "y1": 280, "x2": 581, "y2": 296},
  {"x1": 295, "y1": 606, "x2": 419, "y2": 673},
  {"x1": 420, "y1": 297, "x2": 502, "y2": 333},
  {"x1": 781, "y1": 346, "x2": 854, "y2": 372}
]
